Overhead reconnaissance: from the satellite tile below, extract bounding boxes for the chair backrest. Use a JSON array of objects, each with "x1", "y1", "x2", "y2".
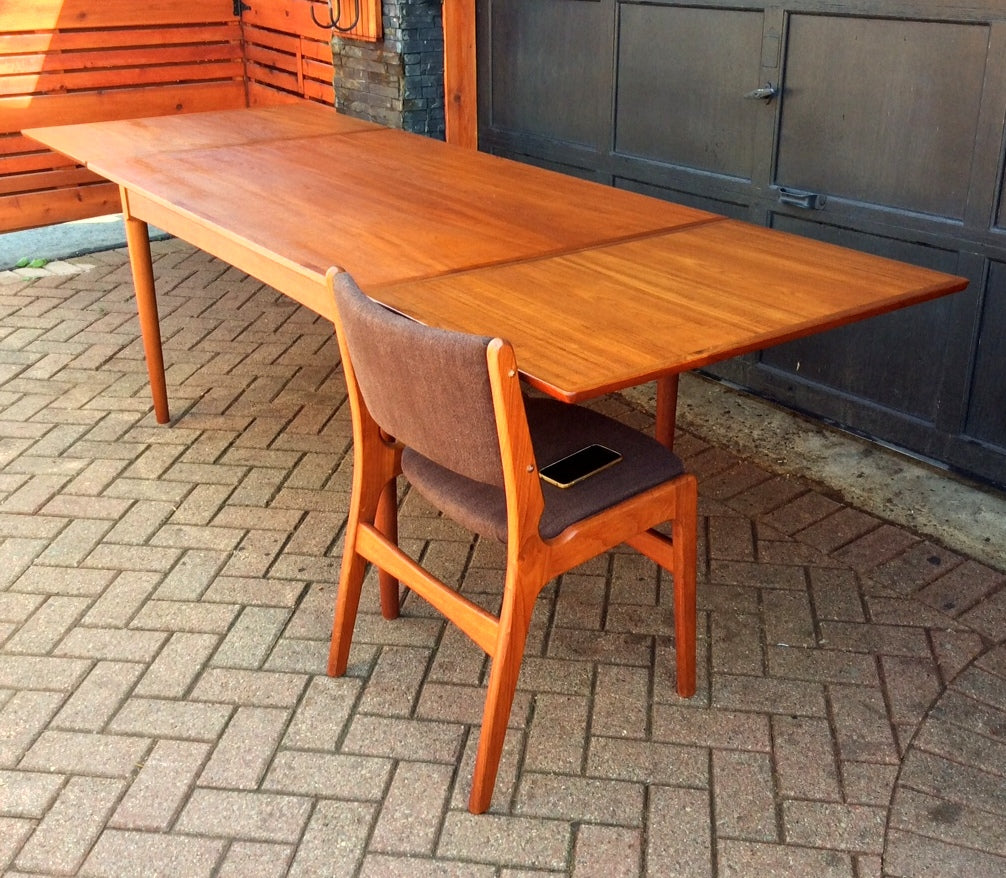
[{"x1": 331, "y1": 272, "x2": 506, "y2": 487}]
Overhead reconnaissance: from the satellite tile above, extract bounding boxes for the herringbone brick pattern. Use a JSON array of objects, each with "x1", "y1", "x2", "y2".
[{"x1": 0, "y1": 241, "x2": 1003, "y2": 877}]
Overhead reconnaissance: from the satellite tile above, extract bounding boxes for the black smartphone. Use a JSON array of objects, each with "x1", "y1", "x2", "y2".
[{"x1": 539, "y1": 444, "x2": 622, "y2": 489}]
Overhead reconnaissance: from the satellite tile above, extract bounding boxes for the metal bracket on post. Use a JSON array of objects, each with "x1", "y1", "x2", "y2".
[{"x1": 233, "y1": 0, "x2": 250, "y2": 16}]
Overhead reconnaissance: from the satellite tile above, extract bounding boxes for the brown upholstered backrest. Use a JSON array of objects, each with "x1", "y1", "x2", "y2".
[{"x1": 332, "y1": 272, "x2": 505, "y2": 487}]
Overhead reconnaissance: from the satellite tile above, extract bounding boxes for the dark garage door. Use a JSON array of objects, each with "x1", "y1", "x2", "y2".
[{"x1": 476, "y1": 0, "x2": 1006, "y2": 489}]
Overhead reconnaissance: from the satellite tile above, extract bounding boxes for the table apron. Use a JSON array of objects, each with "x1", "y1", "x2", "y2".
[{"x1": 122, "y1": 188, "x2": 333, "y2": 322}]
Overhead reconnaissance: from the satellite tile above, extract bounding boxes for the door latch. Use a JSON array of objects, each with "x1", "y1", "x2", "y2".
[{"x1": 743, "y1": 83, "x2": 779, "y2": 103}]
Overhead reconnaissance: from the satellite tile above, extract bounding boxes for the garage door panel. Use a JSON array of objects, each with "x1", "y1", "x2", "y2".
[
  {"x1": 966, "y1": 261, "x2": 1006, "y2": 449},
  {"x1": 758, "y1": 216, "x2": 961, "y2": 422},
  {"x1": 615, "y1": 4, "x2": 763, "y2": 179},
  {"x1": 615, "y1": 176, "x2": 752, "y2": 221},
  {"x1": 488, "y1": 0, "x2": 609, "y2": 147},
  {"x1": 777, "y1": 15, "x2": 989, "y2": 221}
]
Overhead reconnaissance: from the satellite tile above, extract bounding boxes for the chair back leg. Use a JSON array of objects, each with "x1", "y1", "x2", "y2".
[
  {"x1": 328, "y1": 425, "x2": 400, "y2": 676},
  {"x1": 375, "y1": 480, "x2": 401, "y2": 619}
]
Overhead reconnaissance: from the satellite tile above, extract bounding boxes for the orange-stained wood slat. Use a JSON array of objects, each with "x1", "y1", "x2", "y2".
[
  {"x1": 1, "y1": 83, "x2": 249, "y2": 133},
  {"x1": 0, "y1": 167, "x2": 98, "y2": 198},
  {"x1": 5, "y1": 61, "x2": 246, "y2": 98},
  {"x1": 0, "y1": 181, "x2": 120, "y2": 232},
  {"x1": 0, "y1": 149, "x2": 77, "y2": 176},
  {"x1": 0, "y1": 0, "x2": 236, "y2": 31},
  {"x1": 0, "y1": 25, "x2": 239, "y2": 56},
  {"x1": 246, "y1": 82, "x2": 310, "y2": 108}
]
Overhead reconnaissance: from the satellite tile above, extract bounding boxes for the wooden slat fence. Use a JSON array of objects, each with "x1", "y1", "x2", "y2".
[
  {"x1": 244, "y1": 1, "x2": 382, "y2": 106},
  {"x1": 0, "y1": 0, "x2": 382, "y2": 233}
]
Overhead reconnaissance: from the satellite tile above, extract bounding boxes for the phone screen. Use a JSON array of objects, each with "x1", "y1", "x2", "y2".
[{"x1": 539, "y1": 444, "x2": 622, "y2": 488}]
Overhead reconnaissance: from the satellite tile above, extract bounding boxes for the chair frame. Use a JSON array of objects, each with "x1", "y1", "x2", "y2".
[{"x1": 325, "y1": 268, "x2": 697, "y2": 813}]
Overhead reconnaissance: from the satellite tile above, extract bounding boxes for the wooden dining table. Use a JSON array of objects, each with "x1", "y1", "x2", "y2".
[{"x1": 26, "y1": 102, "x2": 969, "y2": 448}]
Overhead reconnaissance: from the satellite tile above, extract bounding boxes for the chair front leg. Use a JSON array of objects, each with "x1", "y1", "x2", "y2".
[
  {"x1": 468, "y1": 570, "x2": 540, "y2": 813},
  {"x1": 327, "y1": 542, "x2": 369, "y2": 677},
  {"x1": 672, "y1": 475, "x2": 698, "y2": 697}
]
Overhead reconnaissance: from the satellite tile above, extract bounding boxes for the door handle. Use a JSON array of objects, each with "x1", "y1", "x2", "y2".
[
  {"x1": 743, "y1": 83, "x2": 779, "y2": 102},
  {"x1": 778, "y1": 188, "x2": 827, "y2": 210}
]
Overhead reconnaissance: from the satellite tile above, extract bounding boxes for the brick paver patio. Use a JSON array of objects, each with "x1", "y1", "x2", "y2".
[{"x1": 1, "y1": 240, "x2": 1004, "y2": 877}]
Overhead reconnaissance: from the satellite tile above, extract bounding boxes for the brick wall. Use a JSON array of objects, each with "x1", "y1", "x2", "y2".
[{"x1": 331, "y1": 0, "x2": 445, "y2": 139}]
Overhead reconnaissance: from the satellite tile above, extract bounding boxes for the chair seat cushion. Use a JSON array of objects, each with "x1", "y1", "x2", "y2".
[{"x1": 402, "y1": 397, "x2": 685, "y2": 541}]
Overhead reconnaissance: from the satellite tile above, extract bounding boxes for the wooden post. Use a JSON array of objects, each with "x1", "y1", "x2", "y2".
[{"x1": 442, "y1": 0, "x2": 477, "y2": 149}]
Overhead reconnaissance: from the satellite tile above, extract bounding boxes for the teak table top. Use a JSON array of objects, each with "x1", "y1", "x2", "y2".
[
  {"x1": 371, "y1": 219, "x2": 970, "y2": 402},
  {"x1": 26, "y1": 103, "x2": 969, "y2": 419},
  {"x1": 28, "y1": 104, "x2": 716, "y2": 307}
]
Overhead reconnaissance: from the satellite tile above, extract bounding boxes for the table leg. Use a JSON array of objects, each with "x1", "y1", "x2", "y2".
[
  {"x1": 122, "y1": 192, "x2": 170, "y2": 424},
  {"x1": 655, "y1": 373, "x2": 680, "y2": 449},
  {"x1": 376, "y1": 478, "x2": 401, "y2": 620}
]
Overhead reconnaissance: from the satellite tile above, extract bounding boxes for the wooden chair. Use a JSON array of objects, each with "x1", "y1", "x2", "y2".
[{"x1": 326, "y1": 268, "x2": 698, "y2": 813}]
